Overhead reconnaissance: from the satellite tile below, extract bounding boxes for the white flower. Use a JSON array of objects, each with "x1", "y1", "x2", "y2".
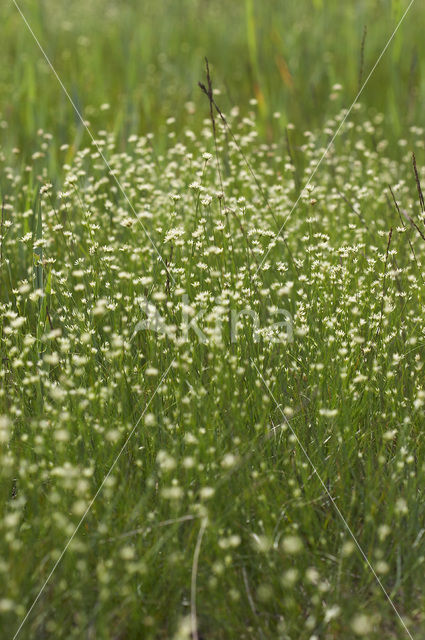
[
  {"x1": 351, "y1": 613, "x2": 373, "y2": 636},
  {"x1": 281, "y1": 535, "x2": 303, "y2": 554}
]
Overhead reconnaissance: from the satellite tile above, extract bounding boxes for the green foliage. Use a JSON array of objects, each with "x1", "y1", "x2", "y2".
[
  {"x1": 1, "y1": 0, "x2": 424, "y2": 163},
  {"x1": 1, "y1": 1, "x2": 425, "y2": 638}
]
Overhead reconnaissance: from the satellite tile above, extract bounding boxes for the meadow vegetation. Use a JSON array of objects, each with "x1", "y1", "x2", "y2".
[{"x1": 1, "y1": 1, "x2": 425, "y2": 638}]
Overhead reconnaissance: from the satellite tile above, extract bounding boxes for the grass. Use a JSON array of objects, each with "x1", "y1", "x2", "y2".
[{"x1": 1, "y1": 1, "x2": 425, "y2": 638}]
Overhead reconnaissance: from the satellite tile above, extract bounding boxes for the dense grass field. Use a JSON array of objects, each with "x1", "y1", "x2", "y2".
[{"x1": 2, "y1": 1, "x2": 425, "y2": 638}]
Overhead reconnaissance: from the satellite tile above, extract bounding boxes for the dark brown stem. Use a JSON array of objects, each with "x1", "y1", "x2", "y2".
[
  {"x1": 199, "y1": 59, "x2": 299, "y2": 276},
  {"x1": 412, "y1": 152, "x2": 425, "y2": 215}
]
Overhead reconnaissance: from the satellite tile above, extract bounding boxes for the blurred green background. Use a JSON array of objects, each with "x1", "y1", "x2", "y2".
[{"x1": 0, "y1": 0, "x2": 424, "y2": 162}]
